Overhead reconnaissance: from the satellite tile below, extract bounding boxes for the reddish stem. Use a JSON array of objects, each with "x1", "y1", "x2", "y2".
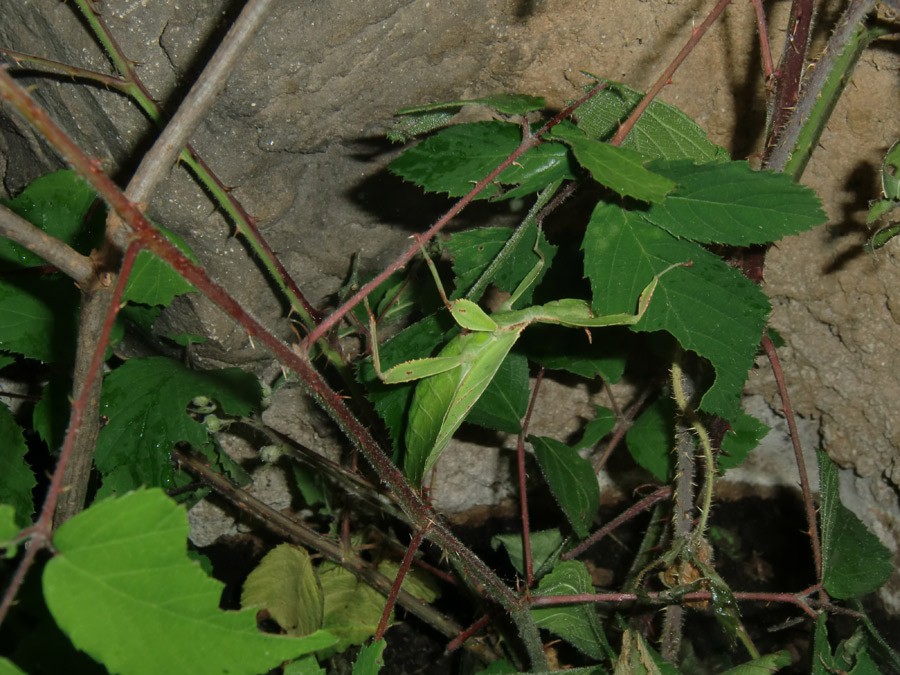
[
  {"x1": 766, "y1": 0, "x2": 814, "y2": 155},
  {"x1": 374, "y1": 528, "x2": 427, "y2": 641},
  {"x1": 762, "y1": 334, "x2": 822, "y2": 587},
  {"x1": 302, "y1": 81, "x2": 612, "y2": 349},
  {"x1": 0, "y1": 67, "x2": 535, "y2": 644},
  {"x1": 446, "y1": 615, "x2": 491, "y2": 653},
  {"x1": 530, "y1": 583, "x2": 824, "y2": 620},
  {"x1": 612, "y1": 0, "x2": 734, "y2": 146},
  {"x1": 749, "y1": 0, "x2": 775, "y2": 80},
  {"x1": 0, "y1": 241, "x2": 139, "y2": 627},
  {"x1": 562, "y1": 486, "x2": 672, "y2": 561},
  {"x1": 518, "y1": 366, "x2": 546, "y2": 589}
]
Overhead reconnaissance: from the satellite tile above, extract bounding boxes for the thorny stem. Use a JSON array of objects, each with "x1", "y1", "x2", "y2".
[
  {"x1": 562, "y1": 486, "x2": 672, "y2": 561},
  {"x1": 612, "y1": 0, "x2": 733, "y2": 146},
  {"x1": 446, "y1": 615, "x2": 491, "y2": 653},
  {"x1": 518, "y1": 366, "x2": 546, "y2": 589},
  {"x1": 69, "y1": 0, "x2": 322, "y2": 327},
  {"x1": 766, "y1": 0, "x2": 815, "y2": 154},
  {"x1": 174, "y1": 450, "x2": 462, "y2": 640},
  {"x1": 303, "y1": 81, "x2": 613, "y2": 350},
  {"x1": 530, "y1": 584, "x2": 825, "y2": 620},
  {"x1": 0, "y1": 241, "x2": 139, "y2": 627},
  {"x1": 0, "y1": 69, "x2": 549, "y2": 669},
  {"x1": 124, "y1": 0, "x2": 277, "y2": 203},
  {"x1": 671, "y1": 357, "x2": 716, "y2": 542},
  {"x1": 374, "y1": 529, "x2": 427, "y2": 641},
  {"x1": 765, "y1": 0, "x2": 882, "y2": 175},
  {"x1": 762, "y1": 334, "x2": 823, "y2": 586}
]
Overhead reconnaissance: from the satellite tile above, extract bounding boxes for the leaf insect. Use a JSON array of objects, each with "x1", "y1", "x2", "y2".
[{"x1": 370, "y1": 231, "x2": 689, "y2": 488}]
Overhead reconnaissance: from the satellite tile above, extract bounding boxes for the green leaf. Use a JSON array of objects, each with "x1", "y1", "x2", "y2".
[
  {"x1": 397, "y1": 94, "x2": 545, "y2": 117},
  {"x1": 317, "y1": 563, "x2": 388, "y2": 658},
  {"x1": 446, "y1": 222, "x2": 557, "y2": 305},
  {"x1": 43, "y1": 489, "x2": 335, "y2": 675},
  {"x1": 574, "y1": 406, "x2": 617, "y2": 451},
  {"x1": 583, "y1": 203, "x2": 770, "y2": 419},
  {"x1": 122, "y1": 224, "x2": 197, "y2": 306},
  {"x1": 33, "y1": 375, "x2": 71, "y2": 454},
  {"x1": 241, "y1": 544, "x2": 324, "y2": 636},
  {"x1": 491, "y1": 528, "x2": 565, "y2": 579},
  {"x1": 574, "y1": 80, "x2": 728, "y2": 163},
  {"x1": 0, "y1": 277, "x2": 80, "y2": 363},
  {"x1": 95, "y1": 357, "x2": 262, "y2": 496},
  {"x1": 0, "y1": 403, "x2": 36, "y2": 528},
  {"x1": 548, "y1": 121, "x2": 675, "y2": 202},
  {"x1": 376, "y1": 561, "x2": 441, "y2": 604},
  {"x1": 720, "y1": 651, "x2": 792, "y2": 674},
  {"x1": 818, "y1": 451, "x2": 893, "y2": 599},
  {"x1": 718, "y1": 410, "x2": 770, "y2": 471},
  {"x1": 352, "y1": 639, "x2": 386, "y2": 675},
  {"x1": 388, "y1": 121, "x2": 575, "y2": 200},
  {"x1": 0, "y1": 658, "x2": 28, "y2": 675},
  {"x1": 0, "y1": 504, "x2": 21, "y2": 557},
  {"x1": 466, "y1": 351, "x2": 528, "y2": 433},
  {"x1": 529, "y1": 436, "x2": 600, "y2": 539},
  {"x1": 813, "y1": 616, "x2": 880, "y2": 675},
  {"x1": 531, "y1": 560, "x2": 612, "y2": 661},
  {"x1": 626, "y1": 396, "x2": 676, "y2": 481},
  {"x1": 285, "y1": 655, "x2": 326, "y2": 675},
  {"x1": 0, "y1": 170, "x2": 102, "y2": 270},
  {"x1": 524, "y1": 324, "x2": 628, "y2": 383},
  {"x1": 641, "y1": 160, "x2": 827, "y2": 245}
]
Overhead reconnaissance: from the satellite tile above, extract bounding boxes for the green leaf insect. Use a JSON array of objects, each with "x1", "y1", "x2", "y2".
[{"x1": 371, "y1": 234, "x2": 689, "y2": 487}]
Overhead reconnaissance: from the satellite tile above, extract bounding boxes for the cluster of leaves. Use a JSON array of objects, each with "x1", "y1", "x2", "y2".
[
  {"x1": 0, "y1": 173, "x2": 389, "y2": 674},
  {"x1": 0, "y1": 75, "x2": 896, "y2": 675},
  {"x1": 358, "y1": 83, "x2": 894, "y2": 670}
]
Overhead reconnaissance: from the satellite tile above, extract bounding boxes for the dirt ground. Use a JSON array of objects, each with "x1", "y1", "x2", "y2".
[{"x1": 2, "y1": 0, "x2": 899, "y2": 617}]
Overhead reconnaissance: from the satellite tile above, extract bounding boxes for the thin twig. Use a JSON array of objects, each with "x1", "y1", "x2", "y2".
[
  {"x1": 749, "y1": 0, "x2": 775, "y2": 80},
  {"x1": 374, "y1": 528, "x2": 427, "y2": 641},
  {"x1": 612, "y1": 0, "x2": 734, "y2": 146},
  {"x1": 0, "y1": 69, "x2": 549, "y2": 669},
  {"x1": 173, "y1": 450, "x2": 460, "y2": 639},
  {"x1": 762, "y1": 334, "x2": 822, "y2": 586},
  {"x1": 518, "y1": 366, "x2": 546, "y2": 589},
  {"x1": 125, "y1": 0, "x2": 277, "y2": 204},
  {"x1": 562, "y1": 486, "x2": 671, "y2": 561}
]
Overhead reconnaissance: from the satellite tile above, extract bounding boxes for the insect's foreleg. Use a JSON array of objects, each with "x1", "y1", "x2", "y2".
[
  {"x1": 413, "y1": 234, "x2": 453, "y2": 312},
  {"x1": 634, "y1": 260, "x2": 693, "y2": 319}
]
